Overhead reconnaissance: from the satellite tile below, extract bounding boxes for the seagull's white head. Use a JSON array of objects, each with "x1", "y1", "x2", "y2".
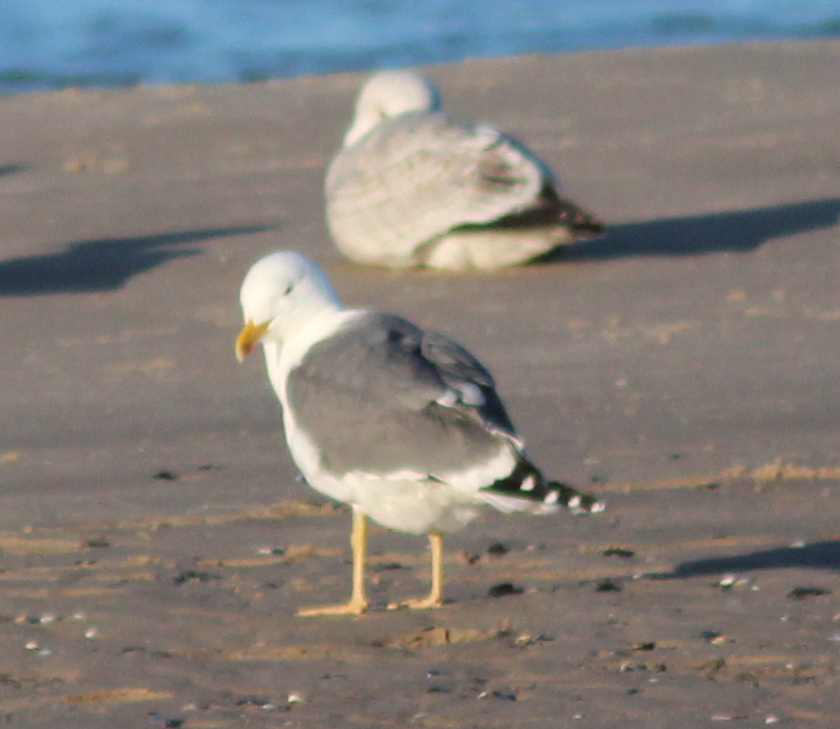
[
  {"x1": 235, "y1": 251, "x2": 343, "y2": 361},
  {"x1": 343, "y1": 70, "x2": 441, "y2": 147}
]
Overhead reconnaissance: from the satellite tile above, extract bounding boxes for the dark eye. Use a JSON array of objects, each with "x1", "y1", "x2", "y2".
[{"x1": 282, "y1": 284, "x2": 293, "y2": 296}]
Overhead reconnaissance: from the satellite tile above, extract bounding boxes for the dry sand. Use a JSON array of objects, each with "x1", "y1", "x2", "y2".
[{"x1": 1, "y1": 40, "x2": 840, "y2": 727}]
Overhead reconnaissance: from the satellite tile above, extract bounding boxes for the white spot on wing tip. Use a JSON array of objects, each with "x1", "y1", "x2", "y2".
[
  {"x1": 544, "y1": 490, "x2": 559, "y2": 505},
  {"x1": 437, "y1": 384, "x2": 485, "y2": 409},
  {"x1": 521, "y1": 475, "x2": 536, "y2": 492},
  {"x1": 458, "y1": 383, "x2": 485, "y2": 406},
  {"x1": 436, "y1": 390, "x2": 458, "y2": 407}
]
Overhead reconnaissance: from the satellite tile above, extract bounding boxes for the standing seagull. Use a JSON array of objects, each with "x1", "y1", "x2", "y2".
[
  {"x1": 325, "y1": 70, "x2": 603, "y2": 270},
  {"x1": 235, "y1": 251, "x2": 603, "y2": 616}
]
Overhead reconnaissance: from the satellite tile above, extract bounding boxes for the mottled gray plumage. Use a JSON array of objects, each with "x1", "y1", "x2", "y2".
[{"x1": 325, "y1": 70, "x2": 603, "y2": 270}]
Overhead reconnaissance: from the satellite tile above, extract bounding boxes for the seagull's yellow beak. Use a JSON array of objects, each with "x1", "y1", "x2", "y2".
[{"x1": 235, "y1": 319, "x2": 270, "y2": 362}]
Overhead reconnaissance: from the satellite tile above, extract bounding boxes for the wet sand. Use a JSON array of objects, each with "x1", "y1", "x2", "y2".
[{"x1": 1, "y1": 41, "x2": 840, "y2": 726}]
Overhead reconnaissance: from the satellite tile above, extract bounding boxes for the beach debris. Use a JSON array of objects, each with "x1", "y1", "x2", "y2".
[
  {"x1": 488, "y1": 582, "x2": 524, "y2": 598},
  {"x1": 596, "y1": 579, "x2": 622, "y2": 592},
  {"x1": 603, "y1": 546, "x2": 635, "y2": 558},
  {"x1": 788, "y1": 586, "x2": 831, "y2": 600}
]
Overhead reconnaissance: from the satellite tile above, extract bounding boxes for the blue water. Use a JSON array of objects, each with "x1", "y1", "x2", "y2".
[{"x1": 2, "y1": 0, "x2": 839, "y2": 94}]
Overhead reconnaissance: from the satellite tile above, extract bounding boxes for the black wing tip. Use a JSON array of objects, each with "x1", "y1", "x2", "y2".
[
  {"x1": 484, "y1": 461, "x2": 605, "y2": 515},
  {"x1": 572, "y1": 215, "x2": 605, "y2": 236},
  {"x1": 557, "y1": 204, "x2": 604, "y2": 237},
  {"x1": 547, "y1": 481, "x2": 605, "y2": 514}
]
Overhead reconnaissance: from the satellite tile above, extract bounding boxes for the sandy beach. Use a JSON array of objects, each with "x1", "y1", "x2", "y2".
[{"x1": 1, "y1": 40, "x2": 840, "y2": 726}]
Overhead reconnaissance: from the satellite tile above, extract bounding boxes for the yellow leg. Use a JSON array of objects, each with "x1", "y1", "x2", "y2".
[
  {"x1": 388, "y1": 532, "x2": 445, "y2": 610},
  {"x1": 297, "y1": 507, "x2": 369, "y2": 617}
]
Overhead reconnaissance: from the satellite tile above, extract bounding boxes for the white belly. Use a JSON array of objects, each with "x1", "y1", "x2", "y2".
[{"x1": 285, "y1": 420, "x2": 483, "y2": 535}]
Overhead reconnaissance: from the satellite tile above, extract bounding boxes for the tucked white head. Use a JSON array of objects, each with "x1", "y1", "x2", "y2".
[
  {"x1": 343, "y1": 70, "x2": 441, "y2": 147},
  {"x1": 235, "y1": 251, "x2": 343, "y2": 361}
]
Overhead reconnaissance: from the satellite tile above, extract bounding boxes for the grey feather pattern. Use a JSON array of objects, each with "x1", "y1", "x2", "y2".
[
  {"x1": 326, "y1": 111, "x2": 547, "y2": 264},
  {"x1": 285, "y1": 312, "x2": 519, "y2": 476}
]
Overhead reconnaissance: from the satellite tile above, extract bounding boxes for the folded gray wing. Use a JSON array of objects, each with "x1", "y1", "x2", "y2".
[
  {"x1": 419, "y1": 328, "x2": 517, "y2": 435},
  {"x1": 325, "y1": 111, "x2": 548, "y2": 262},
  {"x1": 285, "y1": 312, "x2": 519, "y2": 477}
]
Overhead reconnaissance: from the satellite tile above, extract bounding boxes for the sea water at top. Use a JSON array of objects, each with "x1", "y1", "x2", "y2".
[{"x1": 2, "y1": 0, "x2": 839, "y2": 94}]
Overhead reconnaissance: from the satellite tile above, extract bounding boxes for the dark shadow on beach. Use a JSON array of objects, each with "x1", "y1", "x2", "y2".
[
  {"x1": 0, "y1": 225, "x2": 273, "y2": 297},
  {"x1": 650, "y1": 540, "x2": 840, "y2": 580},
  {"x1": 555, "y1": 197, "x2": 840, "y2": 262},
  {"x1": 0, "y1": 164, "x2": 26, "y2": 177}
]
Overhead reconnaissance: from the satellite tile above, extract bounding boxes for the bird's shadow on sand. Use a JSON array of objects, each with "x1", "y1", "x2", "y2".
[
  {"x1": 0, "y1": 164, "x2": 26, "y2": 177},
  {"x1": 649, "y1": 540, "x2": 840, "y2": 580},
  {"x1": 555, "y1": 196, "x2": 840, "y2": 262},
  {"x1": 0, "y1": 225, "x2": 273, "y2": 297}
]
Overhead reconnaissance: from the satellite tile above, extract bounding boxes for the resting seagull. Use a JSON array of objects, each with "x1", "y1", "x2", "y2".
[
  {"x1": 235, "y1": 251, "x2": 603, "y2": 616},
  {"x1": 325, "y1": 70, "x2": 604, "y2": 270}
]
